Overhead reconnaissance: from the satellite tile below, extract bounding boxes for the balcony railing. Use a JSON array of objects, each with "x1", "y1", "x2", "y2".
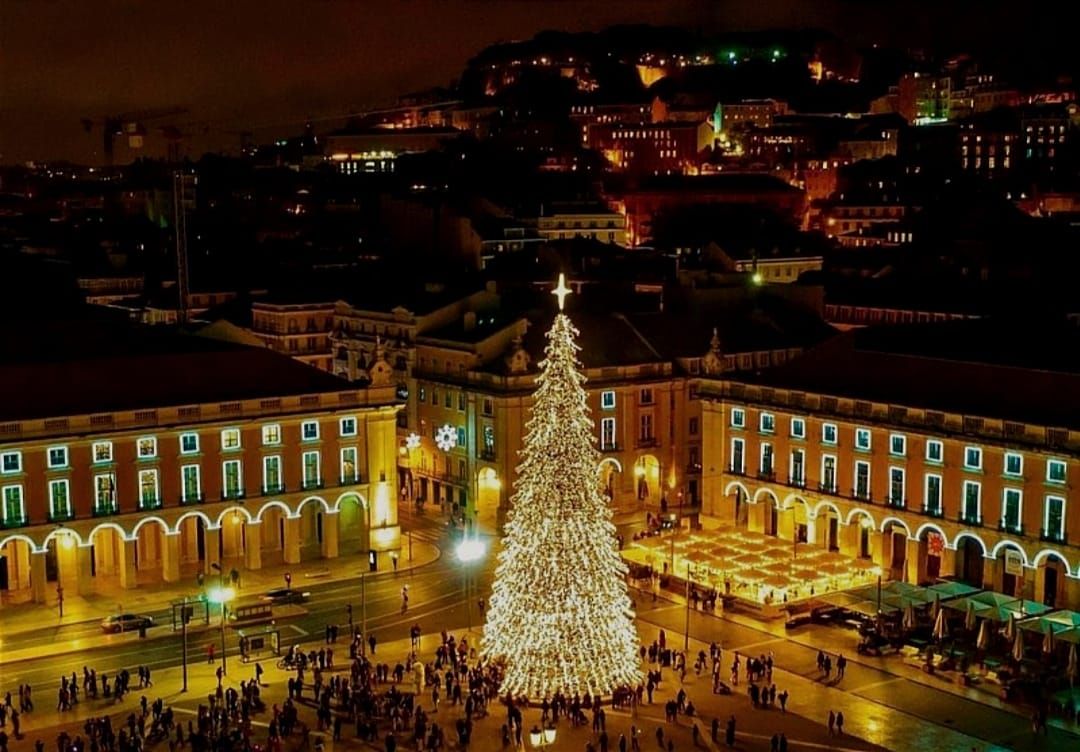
[
  {"x1": 818, "y1": 481, "x2": 837, "y2": 494},
  {"x1": 181, "y1": 493, "x2": 205, "y2": 505},
  {"x1": 922, "y1": 505, "x2": 945, "y2": 518},
  {"x1": 959, "y1": 513, "x2": 983, "y2": 527},
  {"x1": 886, "y1": 496, "x2": 907, "y2": 509},
  {"x1": 852, "y1": 488, "x2": 872, "y2": 503},
  {"x1": 1, "y1": 515, "x2": 27, "y2": 529},
  {"x1": 138, "y1": 497, "x2": 163, "y2": 511},
  {"x1": 48, "y1": 509, "x2": 74, "y2": 523},
  {"x1": 757, "y1": 469, "x2": 776, "y2": 481},
  {"x1": 788, "y1": 475, "x2": 806, "y2": 489},
  {"x1": 728, "y1": 464, "x2": 746, "y2": 476},
  {"x1": 1041, "y1": 529, "x2": 1067, "y2": 544},
  {"x1": 998, "y1": 520, "x2": 1024, "y2": 536},
  {"x1": 600, "y1": 443, "x2": 620, "y2": 453},
  {"x1": 302, "y1": 477, "x2": 325, "y2": 491},
  {"x1": 222, "y1": 489, "x2": 246, "y2": 501},
  {"x1": 263, "y1": 483, "x2": 285, "y2": 495},
  {"x1": 93, "y1": 504, "x2": 119, "y2": 517}
]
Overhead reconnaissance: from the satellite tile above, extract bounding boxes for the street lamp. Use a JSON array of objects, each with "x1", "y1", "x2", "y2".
[
  {"x1": 456, "y1": 538, "x2": 486, "y2": 634},
  {"x1": 207, "y1": 585, "x2": 235, "y2": 675},
  {"x1": 530, "y1": 725, "x2": 557, "y2": 748}
]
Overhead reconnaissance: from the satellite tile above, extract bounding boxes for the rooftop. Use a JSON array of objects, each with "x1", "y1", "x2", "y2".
[
  {"x1": 724, "y1": 319, "x2": 1080, "y2": 430},
  {"x1": 0, "y1": 319, "x2": 362, "y2": 422}
]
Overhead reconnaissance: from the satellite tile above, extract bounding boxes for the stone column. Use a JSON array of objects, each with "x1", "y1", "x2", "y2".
[
  {"x1": 747, "y1": 502, "x2": 765, "y2": 534},
  {"x1": 805, "y1": 516, "x2": 818, "y2": 546},
  {"x1": 982, "y1": 556, "x2": 997, "y2": 591},
  {"x1": 118, "y1": 539, "x2": 138, "y2": 590},
  {"x1": 777, "y1": 506, "x2": 794, "y2": 542},
  {"x1": 203, "y1": 527, "x2": 221, "y2": 575},
  {"x1": 244, "y1": 521, "x2": 263, "y2": 571},
  {"x1": 321, "y1": 511, "x2": 340, "y2": 559},
  {"x1": 905, "y1": 537, "x2": 927, "y2": 585},
  {"x1": 871, "y1": 531, "x2": 889, "y2": 571},
  {"x1": 837, "y1": 522, "x2": 858, "y2": 559},
  {"x1": 283, "y1": 516, "x2": 302, "y2": 565},
  {"x1": 938, "y1": 546, "x2": 957, "y2": 579},
  {"x1": 162, "y1": 532, "x2": 182, "y2": 583},
  {"x1": 30, "y1": 549, "x2": 48, "y2": 604},
  {"x1": 76, "y1": 545, "x2": 94, "y2": 596}
]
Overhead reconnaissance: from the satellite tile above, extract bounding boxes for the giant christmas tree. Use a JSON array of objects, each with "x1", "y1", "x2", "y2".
[{"x1": 482, "y1": 275, "x2": 641, "y2": 699}]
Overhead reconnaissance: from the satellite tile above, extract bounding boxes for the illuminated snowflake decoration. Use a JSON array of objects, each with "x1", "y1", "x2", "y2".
[
  {"x1": 405, "y1": 432, "x2": 421, "y2": 450},
  {"x1": 435, "y1": 424, "x2": 457, "y2": 452}
]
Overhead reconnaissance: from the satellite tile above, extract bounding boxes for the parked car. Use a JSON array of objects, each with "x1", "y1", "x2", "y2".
[
  {"x1": 259, "y1": 588, "x2": 310, "y2": 605},
  {"x1": 101, "y1": 613, "x2": 154, "y2": 633}
]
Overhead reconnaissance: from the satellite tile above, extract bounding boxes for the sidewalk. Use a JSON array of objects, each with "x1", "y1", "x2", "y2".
[
  {"x1": 9, "y1": 620, "x2": 885, "y2": 752},
  {"x1": 0, "y1": 539, "x2": 441, "y2": 637}
]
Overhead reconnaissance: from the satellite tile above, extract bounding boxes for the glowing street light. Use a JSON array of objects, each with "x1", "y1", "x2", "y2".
[
  {"x1": 207, "y1": 586, "x2": 236, "y2": 675},
  {"x1": 456, "y1": 538, "x2": 487, "y2": 633}
]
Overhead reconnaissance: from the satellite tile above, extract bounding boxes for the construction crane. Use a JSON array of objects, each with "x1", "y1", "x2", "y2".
[{"x1": 80, "y1": 106, "x2": 188, "y2": 165}]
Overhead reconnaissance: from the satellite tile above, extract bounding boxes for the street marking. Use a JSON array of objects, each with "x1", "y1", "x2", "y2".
[{"x1": 847, "y1": 677, "x2": 904, "y2": 694}]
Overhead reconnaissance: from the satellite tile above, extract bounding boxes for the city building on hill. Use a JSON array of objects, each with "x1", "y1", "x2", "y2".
[
  {"x1": 698, "y1": 319, "x2": 1080, "y2": 609},
  {"x1": 587, "y1": 120, "x2": 713, "y2": 175},
  {"x1": 324, "y1": 127, "x2": 460, "y2": 174},
  {"x1": 534, "y1": 201, "x2": 628, "y2": 245},
  {"x1": 0, "y1": 321, "x2": 402, "y2": 607}
]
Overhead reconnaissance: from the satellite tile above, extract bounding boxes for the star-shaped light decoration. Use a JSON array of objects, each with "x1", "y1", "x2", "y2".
[{"x1": 552, "y1": 273, "x2": 572, "y2": 311}]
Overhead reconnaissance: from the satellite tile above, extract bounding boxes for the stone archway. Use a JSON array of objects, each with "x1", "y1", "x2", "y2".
[
  {"x1": 814, "y1": 503, "x2": 842, "y2": 552},
  {"x1": 954, "y1": 534, "x2": 987, "y2": 587},
  {"x1": 336, "y1": 493, "x2": 369, "y2": 556},
  {"x1": 881, "y1": 518, "x2": 910, "y2": 581},
  {"x1": 0, "y1": 534, "x2": 35, "y2": 602},
  {"x1": 1034, "y1": 550, "x2": 1070, "y2": 608},
  {"x1": 599, "y1": 458, "x2": 622, "y2": 503},
  {"x1": 476, "y1": 467, "x2": 501, "y2": 530},
  {"x1": 132, "y1": 517, "x2": 169, "y2": 585},
  {"x1": 297, "y1": 497, "x2": 330, "y2": 560}
]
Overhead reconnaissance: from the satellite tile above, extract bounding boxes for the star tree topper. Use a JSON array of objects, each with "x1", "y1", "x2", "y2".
[{"x1": 552, "y1": 273, "x2": 572, "y2": 310}]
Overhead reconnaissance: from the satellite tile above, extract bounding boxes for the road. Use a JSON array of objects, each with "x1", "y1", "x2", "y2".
[{"x1": 3, "y1": 513, "x2": 1077, "y2": 751}]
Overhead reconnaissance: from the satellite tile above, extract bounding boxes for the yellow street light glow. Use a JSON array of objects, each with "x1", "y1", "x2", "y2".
[{"x1": 207, "y1": 586, "x2": 236, "y2": 604}]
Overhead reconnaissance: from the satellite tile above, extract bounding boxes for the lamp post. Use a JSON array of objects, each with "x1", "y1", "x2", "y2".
[
  {"x1": 207, "y1": 586, "x2": 235, "y2": 676},
  {"x1": 456, "y1": 537, "x2": 486, "y2": 634},
  {"x1": 684, "y1": 562, "x2": 693, "y2": 651}
]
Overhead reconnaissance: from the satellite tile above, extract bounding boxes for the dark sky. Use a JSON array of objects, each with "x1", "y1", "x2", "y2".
[{"x1": 1, "y1": 0, "x2": 1069, "y2": 164}]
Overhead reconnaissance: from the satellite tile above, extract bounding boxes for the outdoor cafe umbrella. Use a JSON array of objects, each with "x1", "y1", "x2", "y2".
[
  {"x1": 965, "y1": 601, "x2": 978, "y2": 631},
  {"x1": 1068, "y1": 643, "x2": 1078, "y2": 686},
  {"x1": 1012, "y1": 628, "x2": 1025, "y2": 663},
  {"x1": 1004, "y1": 613, "x2": 1017, "y2": 641},
  {"x1": 976, "y1": 619, "x2": 992, "y2": 651},
  {"x1": 903, "y1": 603, "x2": 917, "y2": 631},
  {"x1": 1043, "y1": 623, "x2": 1056, "y2": 655},
  {"x1": 933, "y1": 607, "x2": 949, "y2": 641}
]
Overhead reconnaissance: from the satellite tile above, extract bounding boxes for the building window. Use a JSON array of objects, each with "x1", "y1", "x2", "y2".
[
  {"x1": 456, "y1": 426, "x2": 466, "y2": 448},
  {"x1": 731, "y1": 438, "x2": 745, "y2": 474},
  {"x1": 821, "y1": 423, "x2": 837, "y2": 445},
  {"x1": 791, "y1": 418, "x2": 806, "y2": 439},
  {"x1": 821, "y1": 455, "x2": 836, "y2": 492},
  {"x1": 925, "y1": 474, "x2": 942, "y2": 515},
  {"x1": 962, "y1": 481, "x2": 981, "y2": 523},
  {"x1": 482, "y1": 398, "x2": 494, "y2": 416},
  {"x1": 731, "y1": 408, "x2": 745, "y2": 428},
  {"x1": 964, "y1": 446, "x2": 982, "y2": 471},
  {"x1": 640, "y1": 388, "x2": 654, "y2": 405},
  {"x1": 180, "y1": 433, "x2": 200, "y2": 454},
  {"x1": 1004, "y1": 452, "x2": 1023, "y2": 477},
  {"x1": 181, "y1": 465, "x2": 201, "y2": 503},
  {"x1": 340, "y1": 417, "x2": 358, "y2": 437},
  {"x1": 49, "y1": 479, "x2": 71, "y2": 519},
  {"x1": 1002, "y1": 488, "x2": 1022, "y2": 532},
  {"x1": 0, "y1": 451, "x2": 21, "y2": 474},
  {"x1": 926, "y1": 439, "x2": 943, "y2": 463},
  {"x1": 854, "y1": 461, "x2": 870, "y2": 500},
  {"x1": 600, "y1": 418, "x2": 616, "y2": 450},
  {"x1": 262, "y1": 424, "x2": 282, "y2": 445},
  {"x1": 263, "y1": 456, "x2": 282, "y2": 493},
  {"x1": 760, "y1": 413, "x2": 775, "y2": 434},
  {"x1": 854, "y1": 428, "x2": 871, "y2": 451},
  {"x1": 222, "y1": 460, "x2": 243, "y2": 499},
  {"x1": 138, "y1": 469, "x2": 160, "y2": 508},
  {"x1": 2, "y1": 485, "x2": 24, "y2": 524},
  {"x1": 301, "y1": 421, "x2": 319, "y2": 441},
  {"x1": 418, "y1": 386, "x2": 426, "y2": 403},
  {"x1": 1047, "y1": 459, "x2": 1067, "y2": 484},
  {"x1": 92, "y1": 442, "x2": 113, "y2": 464},
  {"x1": 221, "y1": 429, "x2": 242, "y2": 451},
  {"x1": 341, "y1": 447, "x2": 358, "y2": 484},
  {"x1": 760, "y1": 443, "x2": 774, "y2": 476},
  {"x1": 890, "y1": 434, "x2": 906, "y2": 456},
  {"x1": 137, "y1": 437, "x2": 157, "y2": 459},
  {"x1": 790, "y1": 449, "x2": 805, "y2": 485},
  {"x1": 1044, "y1": 495, "x2": 1066, "y2": 541},
  {"x1": 889, "y1": 467, "x2": 905, "y2": 507},
  {"x1": 639, "y1": 414, "x2": 654, "y2": 442},
  {"x1": 444, "y1": 391, "x2": 453, "y2": 408},
  {"x1": 47, "y1": 446, "x2": 69, "y2": 469},
  {"x1": 458, "y1": 393, "x2": 467, "y2": 411},
  {"x1": 94, "y1": 473, "x2": 117, "y2": 513},
  {"x1": 302, "y1": 451, "x2": 321, "y2": 488},
  {"x1": 688, "y1": 417, "x2": 699, "y2": 436}
]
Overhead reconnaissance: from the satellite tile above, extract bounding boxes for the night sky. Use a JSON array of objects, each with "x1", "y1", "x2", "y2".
[{"x1": 1, "y1": 0, "x2": 1070, "y2": 164}]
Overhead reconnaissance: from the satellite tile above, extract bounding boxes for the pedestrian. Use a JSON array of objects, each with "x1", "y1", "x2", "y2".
[
  {"x1": 770, "y1": 733, "x2": 779, "y2": 752},
  {"x1": 255, "y1": 662, "x2": 264, "y2": 684},
  {"x1": 836, "y1": 711, "x2": 844, "y2": 735},
  {"x1": 725, "y1": 716, "x2": 736, "y2": 748},
  {"x1": 779, "y1": 733, "x2": 788, "y2": 752},
  {"x1": 817, "y1": 651, "x2": 825, "y2": 673},
  {"x1": 369, "y1": 634, "x2": 377, "y2": 655},
  {"x1": 828, "y1": 710, "x2": 835, "y2": 735},
  {"x1": 837, "y1": 653, "x2": 846, "y2": 679},
  {"x1": 207, "y1": 643, "x2": 215, "y2": 664},
  {"x1": 710, "y1": 718, "x2": 719, "y2": 744},
  {"x1": 778, "y1": 689, "x2": 788, "y2": 713}
]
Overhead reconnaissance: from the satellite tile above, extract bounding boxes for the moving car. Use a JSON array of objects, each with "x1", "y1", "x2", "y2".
[
  {"x1": 259, "y1": 588, "x2": 310, "y2": 605},
  {"x1": 101, "y1": 613, "x2": 154, "y2": 633}
]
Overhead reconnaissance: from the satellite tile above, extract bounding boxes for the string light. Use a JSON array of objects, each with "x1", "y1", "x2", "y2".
[{"x1": 482, "y1": 307, "x2": 641, "y2": 698}]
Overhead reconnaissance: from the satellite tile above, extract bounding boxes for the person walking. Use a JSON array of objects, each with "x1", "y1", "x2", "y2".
[
  {"x1": 836, "y1": 711, "x2": 844, "y2": 735},
  {"x1": 778, "y1": 733, "x2": 788, "y2": 752},
  {"x1": 207, "y1": 643, "x2": 215, "y2": 664},
  {"x1": 828, "y1": 710, "x2": 835, "y2": 735},
  {"x1": 778, "y1": 689, "x2": 789, "y2": 713},
  {"x1": 837, "y1": 654, "x2": 847, "y2": 679},
  {"x1": 725, "y1": 716, "x2": 736, "y2": 748}
]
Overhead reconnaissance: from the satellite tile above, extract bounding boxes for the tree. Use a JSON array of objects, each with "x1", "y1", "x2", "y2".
[{"x1": 482, "y1": 276, "x2": 641, "y2": 699}]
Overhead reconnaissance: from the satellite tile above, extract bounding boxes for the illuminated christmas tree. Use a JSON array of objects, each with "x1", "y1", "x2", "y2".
[{"x1": 482, "y1": 275, "x2": 641, "y2": 699}]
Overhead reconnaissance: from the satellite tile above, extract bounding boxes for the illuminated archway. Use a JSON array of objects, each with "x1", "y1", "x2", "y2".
[
  {"x1": 477, "y1": 467, "x2": 502, "y2": 529},
  {"x1": 634, "y1": 455, "x2": 661, "y2": 503}
]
